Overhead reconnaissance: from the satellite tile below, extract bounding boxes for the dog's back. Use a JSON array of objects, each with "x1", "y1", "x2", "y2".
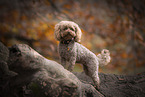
[{"x1": 75, "y1": 42, "x2": 99, "y2": 66}]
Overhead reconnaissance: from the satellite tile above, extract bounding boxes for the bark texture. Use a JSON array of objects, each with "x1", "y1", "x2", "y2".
[
  {"x1": 0, "y1": 42, "x2": 145, "y2": 97},
  {"x1": 0, "y1": 42, "x2": 102, "y2": 97}
]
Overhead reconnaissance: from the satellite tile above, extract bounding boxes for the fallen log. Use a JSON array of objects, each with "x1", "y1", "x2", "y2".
[
  {"x1": 0, "y1": 42, "x2": 145, "y2": 97},
  {"x1": 0, "y1": 42, "x2": 102, "y2": 97}
]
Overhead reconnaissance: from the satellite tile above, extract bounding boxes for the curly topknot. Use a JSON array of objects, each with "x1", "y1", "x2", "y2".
[{"x1": 54, "y1": 21, "x2": 82, "y2": 42}]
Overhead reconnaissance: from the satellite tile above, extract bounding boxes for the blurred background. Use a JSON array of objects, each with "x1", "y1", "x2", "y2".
[{"x1": 0, "y1": 0, "x2": 145, "y2": 75}]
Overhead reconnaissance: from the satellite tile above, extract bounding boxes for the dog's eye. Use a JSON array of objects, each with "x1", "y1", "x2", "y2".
[
  {"x1": 63, "y1": 27, "x2": 68, "y2": 30},
  {"x1": 70, "y1": 28, "x2": 74, "y2": 31}
]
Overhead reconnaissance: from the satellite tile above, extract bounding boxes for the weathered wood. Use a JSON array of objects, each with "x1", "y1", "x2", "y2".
[
  {"x1": 0, "y1": 42, "x2": 145, "y2": 97},
  {"x1": 0, "y1": 42, "x2": 17, "y2": 78},
  {"x1": 0, "y1": 42, "x2": 102, "y2": 97}
]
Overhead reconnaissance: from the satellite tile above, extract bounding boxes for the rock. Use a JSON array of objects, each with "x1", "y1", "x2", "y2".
[
  {"x1": 0, "y1": 42, "x2": 17, "y2": 77},
  {"x1": 0, "y1": 42, "x2": 145, "y2": 97},
  {"x1": 74, "y1": 72, "x2": 145, "y2": 97},
  {"x1": 1, "y1": 43, "x2": 102, "y2": 97}
]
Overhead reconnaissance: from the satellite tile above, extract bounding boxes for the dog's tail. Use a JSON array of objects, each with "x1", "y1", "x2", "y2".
[{"x1": 97, "y1": 49, "x2": 111, "y2": 66}]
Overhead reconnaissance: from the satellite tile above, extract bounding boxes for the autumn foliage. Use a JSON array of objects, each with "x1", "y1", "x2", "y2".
[{"x1": 0, "y1": 0, "x2": 145, "y2": 74}]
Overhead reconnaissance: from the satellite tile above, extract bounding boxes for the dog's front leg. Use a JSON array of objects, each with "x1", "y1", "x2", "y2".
[
  {"x1": 60, "y1": 57, "x2": 67, "y2": 69},
  {"x1": 67, "y1": 58, "x2": 76, "y2": 72}
]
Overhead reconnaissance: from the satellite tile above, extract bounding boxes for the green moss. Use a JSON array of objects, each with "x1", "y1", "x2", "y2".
[{"x1": 29, "y1": 82, "x2": 46, "y2": 97}]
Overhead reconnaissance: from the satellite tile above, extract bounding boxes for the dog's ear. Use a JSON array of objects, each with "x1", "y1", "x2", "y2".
[
  {"x1": 54, "y1": 24, "x2": 61, "y2": 41},
  {"x1": 74, "y1": 25, "x2": 82, "y2": 42}
]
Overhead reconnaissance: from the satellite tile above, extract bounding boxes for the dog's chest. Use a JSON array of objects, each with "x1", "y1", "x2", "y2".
[{"x1": 59, "y1": 42, "x2": 76, "y2": 59}]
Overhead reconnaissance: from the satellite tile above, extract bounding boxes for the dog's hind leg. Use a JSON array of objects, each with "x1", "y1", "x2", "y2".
[
  {"x1": 91, "y1": 70, "x2": 100, "y2": 90},
  {"x1": 84, "y1": 62, "x2": 100, "y2": 90}
]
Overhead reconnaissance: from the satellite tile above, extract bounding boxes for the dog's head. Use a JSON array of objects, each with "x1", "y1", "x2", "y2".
[{"x1": 54, "y1": 21, "x2": 82, "y2": 42}]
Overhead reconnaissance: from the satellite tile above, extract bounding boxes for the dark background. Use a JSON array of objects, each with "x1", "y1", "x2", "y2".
[{"x1": 0, "y1": 0, "x2": 145, "y2": 74}]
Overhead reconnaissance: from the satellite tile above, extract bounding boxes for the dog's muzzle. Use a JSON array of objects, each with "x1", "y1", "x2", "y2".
[
  {"x1": 61, "y1": 38, "x2": 74, "y2": 44},
  {"x1": 61, "y1": 31, "x2": 76, "y2": 37}
]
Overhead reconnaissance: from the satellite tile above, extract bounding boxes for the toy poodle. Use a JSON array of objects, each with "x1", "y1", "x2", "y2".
[{"x1": 54, "y1": 21, "x2": 111, "y2": 90}]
